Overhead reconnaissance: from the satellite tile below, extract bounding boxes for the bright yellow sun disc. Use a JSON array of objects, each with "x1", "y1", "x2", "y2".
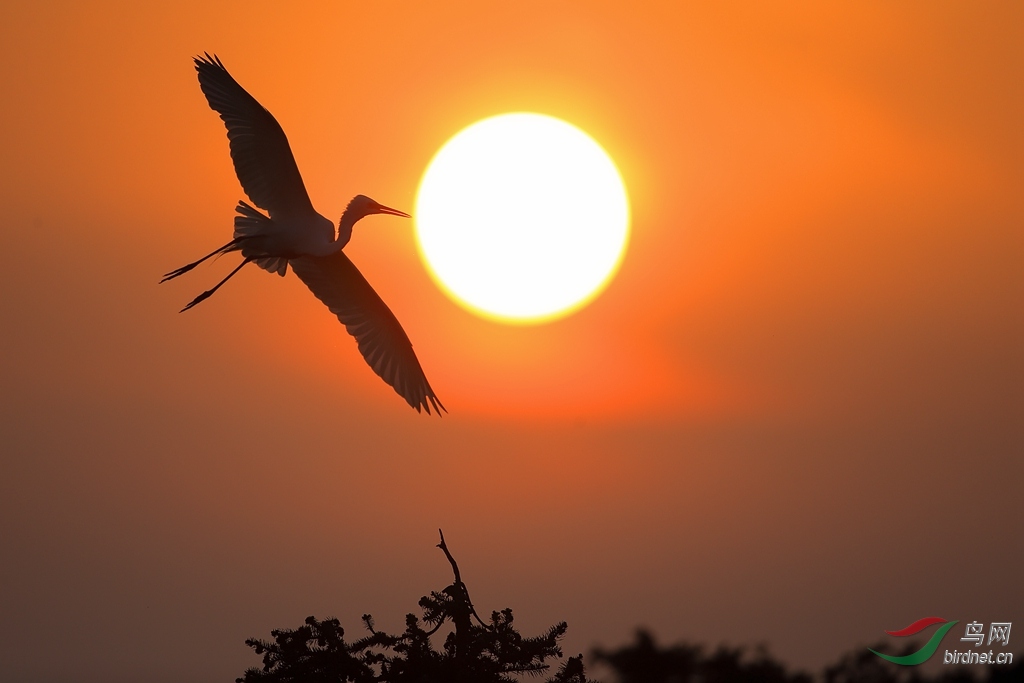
[{"x1": 415, "y1": 113, "x2": 630, "y2": 324}]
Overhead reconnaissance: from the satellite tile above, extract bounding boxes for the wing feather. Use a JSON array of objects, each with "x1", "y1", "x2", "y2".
[
  {"x1": 290, "y1": 252, "x2": 445, "y2": 414},
  {"x1": 194, "y1": 54, "x2": 315, "y2": 218}
]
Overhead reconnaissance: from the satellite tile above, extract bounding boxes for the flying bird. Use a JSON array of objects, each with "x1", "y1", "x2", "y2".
[{"x1": 163, "y1": 54, "x2": 444, "y2": 415}]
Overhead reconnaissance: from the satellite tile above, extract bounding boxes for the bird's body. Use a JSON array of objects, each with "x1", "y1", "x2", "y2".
[
  {"x1": 251, "y1": 211, "x2": 334, "y2": 257},
  {"x1": 164, "y1": 54, "x2": 444, "y2": 414}
]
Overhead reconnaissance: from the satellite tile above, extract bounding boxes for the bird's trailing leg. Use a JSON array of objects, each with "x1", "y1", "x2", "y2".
[
  {"x1": 160, "y1": 236, "x2": 252, "y2": 283},
  {"x1": 180, "y1": 257, "x2": 254, "y2": 312}
]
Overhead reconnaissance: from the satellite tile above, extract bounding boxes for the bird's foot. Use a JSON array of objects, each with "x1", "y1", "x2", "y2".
[
  {"x1": 180, "y1": 290, "x2": 213, "y2": 312},
  {"x1": 161, "y1": 262, "x2": 198, "y2": 283}
]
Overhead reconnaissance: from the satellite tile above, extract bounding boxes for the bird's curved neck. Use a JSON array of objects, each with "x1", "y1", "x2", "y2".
[
  {"x1": 304, "y1": 223, "x2": 350, "y2": 257},
  {"x1": 336, "y1": 213, "x2": 357, "y2": 249}
]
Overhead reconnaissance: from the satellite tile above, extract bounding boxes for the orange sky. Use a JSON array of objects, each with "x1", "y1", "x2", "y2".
[{"x1": 0, "y1": 2, "x2": 1020, "y2": 681}]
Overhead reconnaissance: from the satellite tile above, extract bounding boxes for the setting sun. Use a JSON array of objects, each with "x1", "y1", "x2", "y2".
[{"x1": 415, "y1": 113, "x2": 630, "y2": 324}]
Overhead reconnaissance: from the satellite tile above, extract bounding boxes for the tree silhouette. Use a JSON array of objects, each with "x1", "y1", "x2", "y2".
[
  {"x1": 593, "y1": 630, "x2": 1023, "y2": 683},
  {"x1": 591, "y1": 629, "x2": 812, "y2": 683},
  {"x1": 236, "y1": 533, "x2": 1021, "y2": 683},
  {"x1": 237, "y1": 530, "x2": 593, "y2": 683},
  {"x1": 821, "y1": 642, "x2": 1021, "y2": 683}
]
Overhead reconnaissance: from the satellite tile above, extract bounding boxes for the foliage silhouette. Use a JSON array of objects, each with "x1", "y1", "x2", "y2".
[
  {"x1": 593, "y1": 630, "x2": 1022, "y2": 683},
  {"x1": 237, "y1": 530, "x2": 593, "y2": 683},
  {"x1": 591, "y1": 630, "x2": 811, "y2": 683},
  {"x1": 821, "y1": 640, "x2": 1021, "y2": 683},
  {"x1": 237, "y1": 533, "x2": 1020, "y2": 683}
]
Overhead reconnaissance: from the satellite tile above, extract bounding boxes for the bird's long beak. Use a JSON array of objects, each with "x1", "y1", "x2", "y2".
[{"x1": 375, "y1": 203, "x2": 410, "y2": 218}]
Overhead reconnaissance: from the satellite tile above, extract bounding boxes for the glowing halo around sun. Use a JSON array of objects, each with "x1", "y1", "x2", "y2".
[{"x1": 415, "y1": 113, "x2": 630, "y2": 324}]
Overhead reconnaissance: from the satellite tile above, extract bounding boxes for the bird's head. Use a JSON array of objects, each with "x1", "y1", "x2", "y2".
[{"x1": 341, "y1": 195, "x2": 411, "y2": 227}]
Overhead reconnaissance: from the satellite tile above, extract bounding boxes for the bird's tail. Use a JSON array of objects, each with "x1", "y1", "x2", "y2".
[{"x1": 234, "y1": 201, "x2": 288, "y2": 276}]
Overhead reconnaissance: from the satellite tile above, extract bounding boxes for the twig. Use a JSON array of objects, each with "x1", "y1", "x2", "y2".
[
  {"x1": 436, "y1": 529, "x2": 492, "y2": 630},
  {"x1": 436, "y1": 529, "x2": 462, "y2": 585}
]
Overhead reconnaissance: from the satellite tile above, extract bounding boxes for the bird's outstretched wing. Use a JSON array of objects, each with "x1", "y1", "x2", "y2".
[
  {"x1": 290, "y1": 252, "x2": 445, "y2": 415},
  {"x1": 194, "y1": 54, "x2": 315, "y2": 217}
]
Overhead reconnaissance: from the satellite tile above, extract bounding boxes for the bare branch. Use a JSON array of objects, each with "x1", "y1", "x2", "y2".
[
  {"x1": 436, "y1": 529, "x2": 462, "y2": 585},
  {"x1": 436, "y1": 529, "x2": 492, "y2": 630}
]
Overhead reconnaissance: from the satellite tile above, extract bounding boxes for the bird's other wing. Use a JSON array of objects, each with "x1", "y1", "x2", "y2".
[
  {"x1": 194, "y1": 54, "x2": 316, "y2": 218},
  {"x1": 290, "y1": 251, "x2": 445, "y2": 415}
]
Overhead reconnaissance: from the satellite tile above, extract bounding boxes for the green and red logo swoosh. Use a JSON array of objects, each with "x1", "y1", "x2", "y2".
[{"x1": 869, "y1": 617, "x2": 959, "y2": 665}]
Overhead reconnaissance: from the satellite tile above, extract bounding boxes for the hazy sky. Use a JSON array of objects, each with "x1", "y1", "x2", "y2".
[{"x1": 0, "y1": 2, "x2": 1020, "y2": 682}]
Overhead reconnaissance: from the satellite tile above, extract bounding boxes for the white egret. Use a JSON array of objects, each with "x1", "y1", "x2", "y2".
[{"x1": 163, "y1": 54, "x2": 444, "y2": 414}]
